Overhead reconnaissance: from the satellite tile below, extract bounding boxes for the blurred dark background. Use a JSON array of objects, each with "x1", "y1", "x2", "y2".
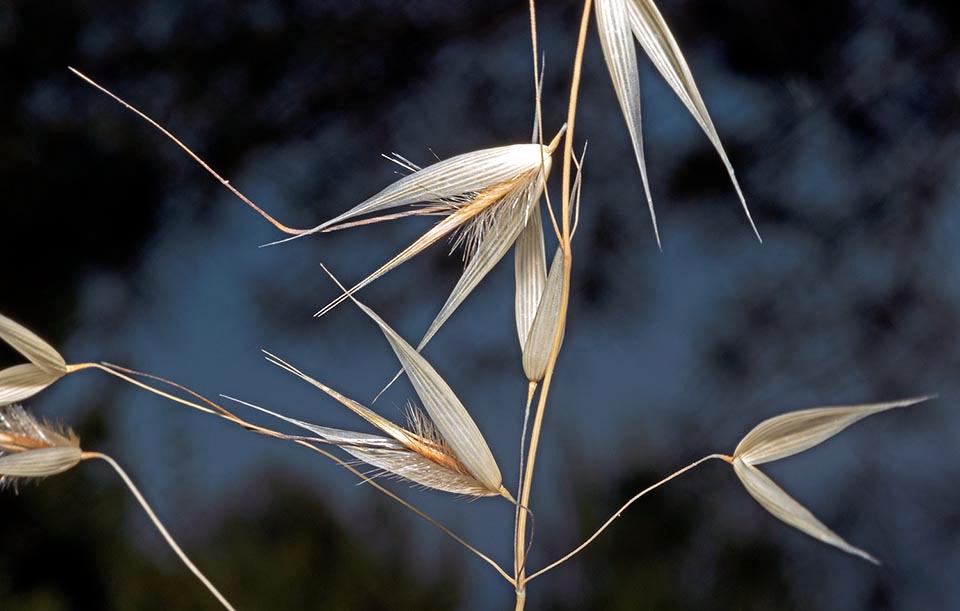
[{"x1": 2, "y1": 1, "x2": 959, "y2": 609}]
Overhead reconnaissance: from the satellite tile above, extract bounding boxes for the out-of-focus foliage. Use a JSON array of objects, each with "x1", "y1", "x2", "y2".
[{"x1": 543, "y1": 464, "x2": 798, "y2": 611}]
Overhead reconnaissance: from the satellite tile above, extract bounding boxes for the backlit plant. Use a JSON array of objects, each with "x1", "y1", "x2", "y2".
[{"x1": 2, "y1": 1, "x2": 932, "y2": 609}]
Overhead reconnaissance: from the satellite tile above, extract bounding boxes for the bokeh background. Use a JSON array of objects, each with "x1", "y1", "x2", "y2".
[{"x1": 2, "y1": 1, "x2": 959, "y2": 609}]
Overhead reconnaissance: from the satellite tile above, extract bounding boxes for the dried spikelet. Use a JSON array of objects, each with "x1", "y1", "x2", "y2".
[
  {"x1": 223, "y1": 279, "x2": 513, "y2": 500},
  {"x1": 324, "y1": 267, "x2": 507, "y2": 496},
  {"x1": 266, "y1": 329, "x2": 504, "y2": 497},
  {"x1": 0, "y1": 404, "x2": 82, "y2": 488},
  {"x1": 73, "y1": 64, "x2": 554, "y2": 352},
  {"x1": 225, "y1": 391, "x2": 496, "y2": 498},
  {"x1": 311, "y1": 140, "x2": 560, "y2": 369},
  {"x1": 729, "y1": 396, "x2": 932, "y2": 564},
  {"x1": 594, "y1": 0, "x2": 760, "y2": 245},
  {"x1": 0, "y1": 314, "x2": 69, "y2": 405}
]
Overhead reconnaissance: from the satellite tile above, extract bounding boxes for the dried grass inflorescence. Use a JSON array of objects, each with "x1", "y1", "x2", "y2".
[
  {"x1": 231, "y1": 269, "x2": 511, "y2": 499},
  {"x1": 309, "y1": 141, "x2": 560, "y2": 362},
  {"x1": 729, "y1": 397, "x2": 933, "y2": 564},
  {"x1": 3, "y1": 1, "x2": 931, "y2": 609}
]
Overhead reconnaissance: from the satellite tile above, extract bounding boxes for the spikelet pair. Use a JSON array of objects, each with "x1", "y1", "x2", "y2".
[
  {"x1": 594, "y1": 0, "x2": 760, "y2": 245},
  {"x1": 0, "y1": 313, "x2": 68, "y2": 406},
  {"x1": 236, "y1": 268, "x2": 510, "y2": 499},
  {"x1": 0, "y1": 315, "x2": 83, "y2": 483},
  {"x1": 729, "y1": 396, "x2": 931, "y2": 563}
]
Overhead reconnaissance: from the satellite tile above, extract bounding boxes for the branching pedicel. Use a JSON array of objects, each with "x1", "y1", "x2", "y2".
[{"x1": 1, "y1": 1, "x2": 932, "y2": 609}]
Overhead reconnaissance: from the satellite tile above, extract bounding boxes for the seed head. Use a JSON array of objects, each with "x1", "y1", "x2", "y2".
[{"x1": 730, "y1": 396, "x2": 933, "y2": 564}]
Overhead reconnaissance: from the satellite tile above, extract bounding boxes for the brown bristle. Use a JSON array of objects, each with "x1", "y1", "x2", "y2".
[
  {"x1": 0, "y1": 404, "x2": 79, "y2": 452},
  {"x1": 403, "y1": 403, "x2": 472, "y2": 476}
]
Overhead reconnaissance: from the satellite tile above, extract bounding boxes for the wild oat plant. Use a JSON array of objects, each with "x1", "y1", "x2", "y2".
[{"x1": 1, "y1": 1, "x2": 934, "y2": 609}]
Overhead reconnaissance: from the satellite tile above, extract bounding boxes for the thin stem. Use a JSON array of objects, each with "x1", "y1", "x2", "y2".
[
  {"x1": 528, "y1": 0, "x2": 561, "y2": 242},
  {"x1": 69, "y1": 362, "x2": 514, "y2": 584},
  {"x1": 286, "y1": 438, "x2": 515, "y2": 585},
  {"x1": 526, "y1": 454, "x2": 727, "y2": 582},
  {"x1": 67, "y1": 363, "x2": 221, "y2": 417},
  {"x1": 98, "y1": 362, "x2": 243, "y2": 419},
  {"x1": 514, "y1": 1, "x2": 593, "y2": 605},
  {"x1": 68, "y1": 67, "x2": 307, "y2": 236},
  {"x1": 82, "y1": 452, "x2": 236, "y2": 611},
  {"x1": 529, "y1": 0, "x2": 542, "y2": 148},
  {"x1": 559, "y1": 2, "x2": 591, "y2": 239},
  {"x1": 514, "y1": 381, "x2": 538, "y2": 579}
]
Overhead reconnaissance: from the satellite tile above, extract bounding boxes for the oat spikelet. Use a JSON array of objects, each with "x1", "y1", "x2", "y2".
[
  {"x1": 594, "y1": 0, "x2": 761, "y2": 244},
  {"x1": 311, "y1": 140, "x2": 559, "y2": 376},
  {"x1": 730, "y1": 396, "x2": 933, "y2": 564}
]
